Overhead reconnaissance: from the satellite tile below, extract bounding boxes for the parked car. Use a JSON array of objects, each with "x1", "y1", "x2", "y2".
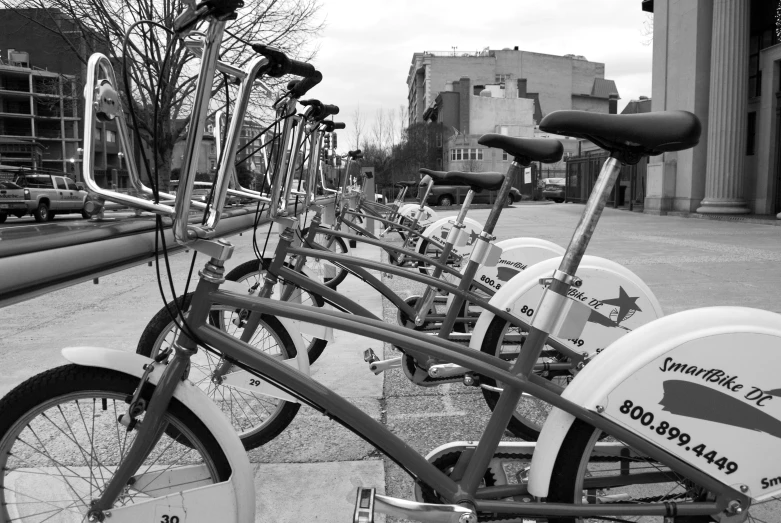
[
  {"x1": 0, "y1": 174, "x2": 90, "y2": 223},
  {"x1": 422, "y1": 178, "x2": 521, "y2": 207},
  {"x1": 542, "y1": 177, "x2": 565, "y2": 203}
]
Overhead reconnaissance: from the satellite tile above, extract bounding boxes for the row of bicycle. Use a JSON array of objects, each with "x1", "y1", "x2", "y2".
[{"x1": 0, "y1": 1, "x2": 779, "y2": 521}]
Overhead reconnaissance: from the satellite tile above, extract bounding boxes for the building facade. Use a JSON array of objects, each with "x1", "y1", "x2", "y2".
[
  {"x1": 0, "y1": 9, "x2": 126, "y2": 187},
  {"x1": 408, "y1": 48, "x2": 619, "y2": 127},
  {"x1": 644, "y1": 0, "x2": 781, "y2": 216}
]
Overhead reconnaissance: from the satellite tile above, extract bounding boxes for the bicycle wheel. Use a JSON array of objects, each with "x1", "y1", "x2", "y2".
[
  {"x1": 415, "y1": 238, "x2": 463, "y2": 289},
  {"x1": 479, "y1": 315, "x2": 574, "y2": 440},
  {"x1": 299, "y1": 226, "x2": 349, "y2": 289},
  {"x1": 546, "y1": 418, "x2": 755, "y2": 523},
  {"x1": 224, "y1": 258, "x2": 328, "y2": 363},
  {"x1": 136, "y1": 298, "x2": 300, "y2": 450},
  {"x1": 0, "y1": 365, "x2": 231, "y2": 522}
]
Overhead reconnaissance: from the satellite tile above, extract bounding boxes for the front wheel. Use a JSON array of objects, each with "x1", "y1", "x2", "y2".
[
  {"x1": 438, "y1": 195, "x2": 453, "y2": 207},
  {"x1": 33, "y1": 201, "x2": 51, "y2": 222},
  {"x1": 136, "y1": 294, "x2": 302, "y2": 450},
  {"x1": 299, "y1": 226, "x2": 349, "y2": 289},
  {"x1": 225, "y1": 258, "x2": 328, "y2": 363},
  {"x1": 0, "y1": 365, "x2": 232, "y2": 521}
]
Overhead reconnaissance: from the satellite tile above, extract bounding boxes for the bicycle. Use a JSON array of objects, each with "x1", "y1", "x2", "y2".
[{"x1": 4, "y1": 4, "x2": 774, "y2": 522}]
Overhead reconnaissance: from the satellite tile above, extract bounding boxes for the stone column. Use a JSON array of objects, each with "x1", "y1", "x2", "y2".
[{"x1": 697, "y1": 0, "x2": 750, "y2": 214}]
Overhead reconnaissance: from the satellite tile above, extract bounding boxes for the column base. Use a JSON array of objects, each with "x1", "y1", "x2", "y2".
[{"x1": 696, "y1": 199, "x2": 750, "y2": 214}]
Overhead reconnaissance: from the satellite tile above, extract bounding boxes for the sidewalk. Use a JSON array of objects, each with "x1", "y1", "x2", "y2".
[{"x1": 1, "y1": 205, "x2": 780, "y2": 520}]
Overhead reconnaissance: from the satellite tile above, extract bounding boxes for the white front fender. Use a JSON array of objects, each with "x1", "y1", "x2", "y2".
[{"x1": 61, "y1": 347, "x2": 254, "y2": 523}]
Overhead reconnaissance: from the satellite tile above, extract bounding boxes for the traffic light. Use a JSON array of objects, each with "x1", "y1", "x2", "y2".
[
  {"x1": 323, "y1": 134, "x2": 330, "y2": 149},
  {"x1": 331, "y1": 133, "x2": 337, "y2": 150}
]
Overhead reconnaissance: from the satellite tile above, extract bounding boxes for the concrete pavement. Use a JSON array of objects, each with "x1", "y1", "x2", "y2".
[{"x1": 1, "y1": 204, "x2": 780, "y2": 520}]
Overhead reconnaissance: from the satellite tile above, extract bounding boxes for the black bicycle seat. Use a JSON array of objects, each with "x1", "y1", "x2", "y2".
[
  {"x1": 477, "y1": 135, "x2": 563, "y2": 165},
  {"x1": 539, "y1": 110, "x2": 701, "y2": 164},
  {"x1": 395, "y1": 181, "x2": 418, "y2": 188},
  {"x1": 444, "y1": 171, "x2": 505, "y2": 192},
  {"x1": 419, "y1": 168, "x2": 447, "y2": 180}
]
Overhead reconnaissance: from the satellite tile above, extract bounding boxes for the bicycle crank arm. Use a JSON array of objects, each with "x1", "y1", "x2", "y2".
[
  {"x1": 354, "y1": 487, "x2": 474, "y2": 523},
  {"x1": 368, "y1": 356, "x2": 402, "y2": 374},
  {"x1": 428, "y1": 363, "x2": 467, "y2": 379}
]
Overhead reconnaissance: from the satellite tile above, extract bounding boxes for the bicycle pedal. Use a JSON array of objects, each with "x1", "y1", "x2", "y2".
[
  {"x1": 353, "y1": 487, "x2": 375, "y2": 523},
  {"x1": 363, "y1": 348, "x2": 379, "y2": 363}
]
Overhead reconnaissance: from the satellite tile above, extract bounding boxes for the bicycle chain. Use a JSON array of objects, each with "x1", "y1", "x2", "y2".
[{"x1": 472, "y1": 452, "x2": 695, "y2": 522}]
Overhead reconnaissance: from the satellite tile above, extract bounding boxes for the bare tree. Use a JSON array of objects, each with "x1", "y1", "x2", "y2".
[
  {"x1": 372, "y1": 107, "x2": 387, "y2": 153},
  {"x1": 641, "y1": 13, "x2": 653, "y2": 46},
  {"x1": 0, "y1": 0, "x2": 323, "y2": 190},
  {"x1": 349, "y1": 105, "x2": 366, "y2": 151}
]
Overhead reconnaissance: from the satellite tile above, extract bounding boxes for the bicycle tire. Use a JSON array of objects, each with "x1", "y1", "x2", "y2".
[
  {"x1": 0, "y1": 365, "x2": 231, "y2": 521},
  {"x1": 546, "y1": 418, "x2": 722, "y2": 523},
  {"x1": 225, "y1": 258, "x2": 328, "y2": 363},
  {"x1": 479, "y1": 314, "x2": 573, "y2": 440},
  {"x1": 136, "y1": 296, "x2": 301, "y2": 450},
  {"x1": 300, "y1": 226, "x2": 349, "y2": 289}
]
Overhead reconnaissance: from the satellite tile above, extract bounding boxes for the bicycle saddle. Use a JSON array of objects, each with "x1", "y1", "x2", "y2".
[
  {"x1": 419, "y1": 168, "x2": 447, "y2": 181},
  {"x1": 395, "y1": 181, "x2": 418, "y2": 188},
  {"x1": 539, "y1": 110, "x2": 701, "y2": 164},
  {"x1": 444, "y1": 171, "x2": 505, "y2": 192},
  {"x1": 477, "y1": 135, "x2": 563, "y2": 165}
]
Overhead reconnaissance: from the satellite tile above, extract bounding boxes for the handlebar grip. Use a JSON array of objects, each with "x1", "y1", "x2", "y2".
[
  {"x1": 288, "y1": 58, "x2": 316, "y2": 78},
  {"x1": 322, "y1": 104, "x2": 339, "y2": 116},
  {"x1": 348, "y1": 149, "x2": 362, "y2": 158},
  {"x1": 332, "y1": 122, "x2": 346, "y2": 130},
  {"x1": 289, "y1": 70, "x2": 322, "y2": 97}
]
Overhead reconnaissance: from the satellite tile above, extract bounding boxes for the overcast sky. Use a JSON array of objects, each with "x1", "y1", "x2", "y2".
[{"x1": 304, "y1": 0, "x2": 653, "y2": 139}]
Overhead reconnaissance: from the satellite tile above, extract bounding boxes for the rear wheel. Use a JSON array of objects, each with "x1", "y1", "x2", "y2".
[
  {"x1": 547, "y1": 419, "x2": 721, "y2": 523},
  {"x1": 479, "y1": 315, "x2": 574, "y2": 440},
  {"x1": 0, "y1": 213, "x2": 6, "y2": 224},
  {"x1": 0, "y1": 365, "x2": 231, "y2": 522}
]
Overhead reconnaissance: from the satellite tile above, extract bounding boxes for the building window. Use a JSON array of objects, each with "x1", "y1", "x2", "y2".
[
  {"x1": 106, "y1": 130, "x2": 116, "y2": 143},
  {"x1": 210, "y1": 161, "x2": 216, "y2": 170},
  {"x1": 502, "y1": 152, "x2": 509, "y2": 161},
  {"x1": 495, "y1": 73, "x2": 510, "y2": 85},
  {"x1": 747, "y1": 111, "x2": 757, "y2": 155},
  {"x1": 450, "y1": 148, "x2": 483, "y2": 161}
]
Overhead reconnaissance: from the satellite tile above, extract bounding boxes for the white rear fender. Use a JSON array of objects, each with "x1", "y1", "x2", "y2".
[
  {"x1": 468, "y1": 255, "x2": 663, "y2": 360},
  {"x1": 398, "y1": 204, "x2": 438, "y2": 225},
  {"x1": 529, "y1": 307, "x2": 781, "y2": 502},
  {"x1": 60, "y1": 347, "x2": 254, "y2": 522},
  {"x1": 452, "y1": 237, "x2": 563, "y2": 312},
  {"x1": 416, "y1": 216, "x2": 484, "y2": 262}
]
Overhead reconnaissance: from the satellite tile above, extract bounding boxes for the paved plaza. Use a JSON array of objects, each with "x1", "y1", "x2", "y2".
[{"x1": 1, "y1": 203, "x2": 780, "y2": 521}]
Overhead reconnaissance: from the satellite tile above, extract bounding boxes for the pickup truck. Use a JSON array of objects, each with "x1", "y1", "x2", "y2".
[
  {"x1": 421, "y1": 177, "x2": 522, "y2": 207},
  {"x1": 0, "y1": 174, "x2": 90, "y2": 223}
]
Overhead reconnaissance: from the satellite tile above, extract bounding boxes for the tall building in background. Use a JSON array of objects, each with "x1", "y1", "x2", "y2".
[
  {"x1": 0, "y1": 8, "x2": 126, "y2": 187},
  {"x1": 407, "y1": 48, "x2": 620, "y2": 127}
]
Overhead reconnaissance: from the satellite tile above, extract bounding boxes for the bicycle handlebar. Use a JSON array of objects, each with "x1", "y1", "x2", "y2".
[{"x1": 252, "y1": 43, "x2": 321, "y2": 97}]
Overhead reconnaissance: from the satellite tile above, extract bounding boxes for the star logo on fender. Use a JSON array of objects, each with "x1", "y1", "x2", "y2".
[{"x1": 600, "y1": 286, "x2": 642, "y2": 324}]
